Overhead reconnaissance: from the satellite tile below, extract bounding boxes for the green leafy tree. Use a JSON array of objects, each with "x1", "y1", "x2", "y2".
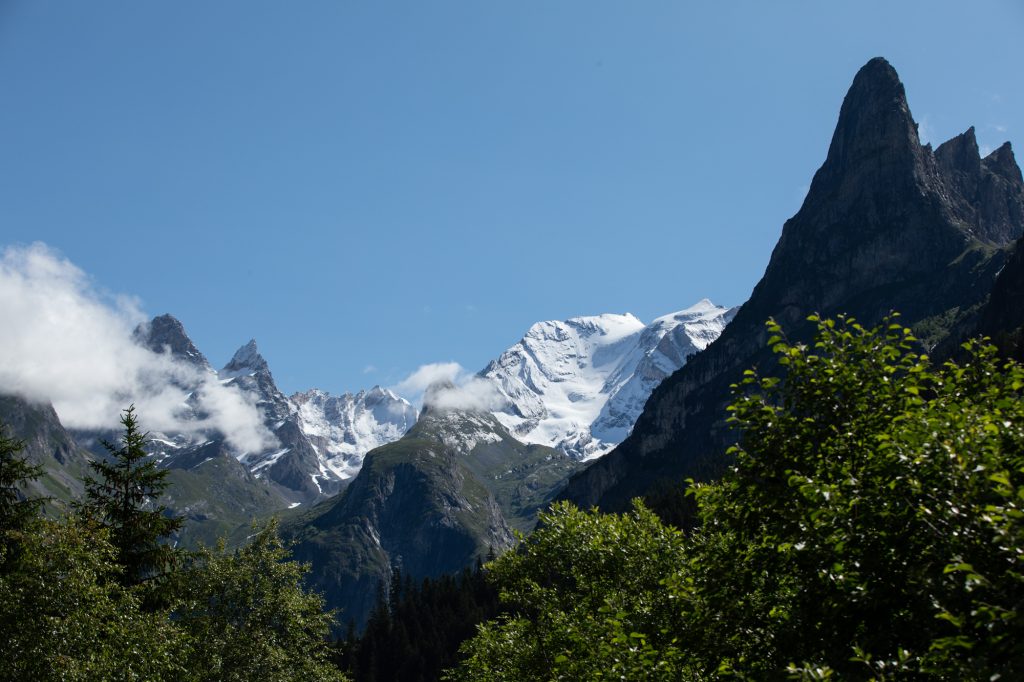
[
  {"x1": 449, "y1": 315, "x2": 1024, "y2": 680},
  {"x1": 451, "y1": 501, "x2": 691, "y2": 681},
  {"x1": 80, "y1": 405, "x2": 182, "y2": 591},
  {"x1": 0, "y1": 516, "x2": 185, "y2": 681},
  {"x1": 172, "y1": 518, "x2": 348, "y2": 682},
  {"x1": 684, "y1": 315, "x2": 1024, "y2": 678}
]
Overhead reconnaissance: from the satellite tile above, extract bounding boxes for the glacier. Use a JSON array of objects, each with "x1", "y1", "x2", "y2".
[{"x1": 480, "y1": 299, "x2": 736, "y2": 460}]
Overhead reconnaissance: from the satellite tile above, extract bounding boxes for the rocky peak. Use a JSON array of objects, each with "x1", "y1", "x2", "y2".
[
  {"x1": 134, "y1": 314, "x2": 210, "y2": 370},
  {"x1": 222, "y1": 339, "x2": 270, "y2": 377},
  {"x1": 935, "y1": 126, "x2": 981, "y2": 177},
  {"x1": 560, "y1": 57, "x2": 1024, "y2": 512},
  {"x1": 364, "y1": 385, "x2": 397, "y2": 405},
  {"x1": 934, "y1": 131, "x2": 1024, "y2": 245},
  {"x1": 984, "y1": 142, "x2": 1023, "y2": 185},
  {"x1": 814, "y1": 57, "x2": 924, "y2": 193}
]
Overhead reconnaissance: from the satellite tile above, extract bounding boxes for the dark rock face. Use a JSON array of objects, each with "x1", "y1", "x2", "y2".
[
  {"x1": 134, "y1": 314, "x2": 211, "y2": 370},
  {"x1": 562, "y1": 57, "x2": 1024, "y2": 511},
  {"x1": 936, "y1": 132, "x2": 1024, "y2": 246},
  {"x1": 976, "y1": 234, "x2": 1024, "y2": 360},
  {"x1": 0, "y1": 394, "x2": 93, "y2": 506},
  {"x1": 292, "y1": 451, "x2": 508, "y2": 630},
  {"x1": 218, "y1": 340, "x2": 338, "y2": 502},
  {"x1": 261, "y1": 417, "x2": 331, "y2": 499}
]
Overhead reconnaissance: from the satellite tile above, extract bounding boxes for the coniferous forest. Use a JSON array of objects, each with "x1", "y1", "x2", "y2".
[{"x1": 332, "y1": 565, "x2": 501, "y2": 682}]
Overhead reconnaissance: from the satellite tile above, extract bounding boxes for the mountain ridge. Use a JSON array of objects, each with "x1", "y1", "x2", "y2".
[
  {"x1": 482, "y1": 299, "x2": 735, "y2": 460},
  {"x1": 287, "y1": 398, "x2": 578, "y2": 629},
  {"x1": 561, "y1": 57, "x2": 1024, "y2": 511}
]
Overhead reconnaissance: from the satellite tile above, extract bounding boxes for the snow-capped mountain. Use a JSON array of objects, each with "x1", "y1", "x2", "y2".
[
  {"x1": 113, "y1": 300, "x2": 729, "y2": 502},
  {"x1": 129, "y1": 317, "x2": 415, "y2": 503},
  {"x1": 481, "y1": 299, "x2": 736, "y2": 460},
  {"x1": 291, "y1": 386, "x2": 417, "y2": 481},
  {"x1": 289, "y1": 394, "x2": 579, "y2": 629}
]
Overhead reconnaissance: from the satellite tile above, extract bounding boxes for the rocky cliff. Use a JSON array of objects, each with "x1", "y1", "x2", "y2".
[
  {"x1": 0, "y1": 394, "x2": 93, "y2": 508},
  {"x1": 562, "y1": 57, "x2": 1024, "y2": 511}
]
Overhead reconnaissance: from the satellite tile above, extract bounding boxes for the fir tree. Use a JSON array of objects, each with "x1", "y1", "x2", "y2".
[
  {"x1": 0, "y1": 423, "x2": 42, "y2": 534},
  {"x1": 0, "y1": 422, "x2": 42, "y2": 571},
  {"x1": 80, "y1": 405, "x2": 182, "y2": 591}
]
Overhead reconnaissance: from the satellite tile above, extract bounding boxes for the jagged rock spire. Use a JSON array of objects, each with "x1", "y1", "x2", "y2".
[
  {"x1": 134, "y1": 313, "x2": 210, "y2": 369},
  {"x1": 223, "y1": 339, "x2": 270, "y2": 375},
  {"x1": 810, "y1": 57, "x2": 928, "y2": 203}
]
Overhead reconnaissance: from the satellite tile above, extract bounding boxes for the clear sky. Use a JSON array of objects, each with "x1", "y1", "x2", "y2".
[{"x1": 1, "y1": 1, "x2": 1022, "y2": 397}]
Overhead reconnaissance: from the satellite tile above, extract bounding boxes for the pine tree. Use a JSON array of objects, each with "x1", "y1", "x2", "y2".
[
  {"x1": 80, "y1": 405, "x2": 182, "y2": 591},
  {"x1": 0, "y1": 424, "x2": 42, "y2": 533},
  {"x1": 0, "y1": 422, "x2": 42, "y2": 571}
]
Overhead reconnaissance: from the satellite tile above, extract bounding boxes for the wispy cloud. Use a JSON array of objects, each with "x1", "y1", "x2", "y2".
[
  {"x1": 362, "y1": 364, "x2": 377, "y2": 374},
  {"x1": 391, "y1": 361, "x2": 504, "y2": 412},
  {"x1": 0, "y1": 243, "x2": 275, "y2": 453},
  {"x1": 424, "y1": 377, "x2": 504, "y2": 412},
  {"x1": 392, "y1": 362, "x2": 463, "y2": 396}
]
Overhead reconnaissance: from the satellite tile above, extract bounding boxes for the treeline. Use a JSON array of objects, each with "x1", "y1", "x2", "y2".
[
  {"x1": 446, "y1": 316, "x2": 1024, "y2": 680},
  {"x1": 0, "y1": 407, "x2": 347, "y2": 681},
  {"x1": 8, "y1": 313, "x2": 1024, "y2": 680},
  {"x1": 333, "y1": 565, "x2": 502, "y2": 682}
]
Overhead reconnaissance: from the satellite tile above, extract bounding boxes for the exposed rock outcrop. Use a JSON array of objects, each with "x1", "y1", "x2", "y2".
[{"x1": 562, "y1": 57, "x2": 1024, "y2": 511}]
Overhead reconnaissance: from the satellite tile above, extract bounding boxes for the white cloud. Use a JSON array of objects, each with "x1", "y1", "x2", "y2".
[
  {"x1": 0, "y1": 243, "x2": 275, "y2": 453},
  {"x1": 424, "y1": 377, "x2": 504, "y2": 413},
  {"x1": 392, "y1": 362, "x2": 463, "y2": 396},
  {"x1": 391, "y1": 362, "x2": 505, "y2": 413},
  {"x1": 362, "y1": 364, "x2": 377, "y2": 374}
]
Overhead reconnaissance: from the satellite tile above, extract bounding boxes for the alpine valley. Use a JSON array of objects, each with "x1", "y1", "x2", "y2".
[
  {"x1": 0, "y1": 299, "x2": 732, "y2": 605},
  {"x1": 3, "y1": 56, "x2": 1023, "y2": 640}
]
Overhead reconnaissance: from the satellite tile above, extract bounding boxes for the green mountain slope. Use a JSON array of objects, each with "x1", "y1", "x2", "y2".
[{"x1": 287, "y1": 403, "x2": 578, "y2": 629}]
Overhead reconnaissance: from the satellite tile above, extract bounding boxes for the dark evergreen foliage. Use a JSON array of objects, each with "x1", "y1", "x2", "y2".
[
  {"x1": 0, "y1": 424, "x2": 42, "y2": 536},
  {"x1": 0, "y1": 422, "x2": 43, "y2": 574},
  {"x1": 642, "y1": 477, "x2": 700, "y2": 531},
  {"x1": 335, "y1": 562, "x2": 502, "y2": 682},
  {"x1": 79, "y1": 405, "x2": 183, "y2": 592}
]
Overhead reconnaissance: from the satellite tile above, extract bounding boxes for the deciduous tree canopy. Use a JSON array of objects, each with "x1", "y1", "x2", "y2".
[{"x1": 450, "y1": 315, "x2": 1024, "y2": 680}]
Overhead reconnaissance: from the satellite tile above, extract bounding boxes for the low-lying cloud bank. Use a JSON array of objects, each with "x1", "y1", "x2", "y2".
[{"x1": 0, "y1": 243, "x2": 275, "y2": 453}]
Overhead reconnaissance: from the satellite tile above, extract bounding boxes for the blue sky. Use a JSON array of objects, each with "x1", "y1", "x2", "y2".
[{"x1": 1, "y1": 1, "x2": 1022, "y2": 397}]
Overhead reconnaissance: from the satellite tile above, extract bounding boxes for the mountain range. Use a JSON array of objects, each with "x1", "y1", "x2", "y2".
[
  {"x1": 2, "y1": 56, "x2": 1021, "y2": 634},
  {"x1": 0, "y1": 298, "x2": 728, "y2": 547}
]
